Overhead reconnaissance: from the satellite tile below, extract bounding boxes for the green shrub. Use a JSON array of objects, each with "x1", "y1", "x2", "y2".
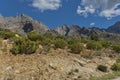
[
  {"x1": 54, "y1": 39, "x2": 67, "y2": 49},
  {"x1": 0, "y1": 30, "x2": 15, "y2": 39},
  {"x1": 112, "y1": 45, "x2": 120, "y2": 53},
  {"x1": 11, "y1": 37, "x2": 38, "y2": 55},
  {"x1": 111, "y1": 59, "x2": 120, "y2": 71},
  {"x1": 116, "y1": 58, "x2": 120, "y2": 63},
  {"x1": 27, "y1": 31, "x2": 43, "y2": 41},
  {"x1": 69, "y1": 43, "x2": 84, "y2": 54},
  {"x1": 87, "y1": 41, "x2": 102, "y2": 50},
  {"x1": 55, "y1": 35, "x2": 66, "y2": 40},
  {"x1": 97, "y1": 65, "x2": 107, "y2": 72},
  {"x1": 111, "y1": 63, "x2": 120, "y2": 71},
  {"x1": 44, "y1": 33, "x2": 54, "y2": 39},
  {"x1": 101, "y1": 41, "x2": 111, "y2": 48},
  {"x1": 40, "y1": 38, "x2": 52, "y2": 46}
]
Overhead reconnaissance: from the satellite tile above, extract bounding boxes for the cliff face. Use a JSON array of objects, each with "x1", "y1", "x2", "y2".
[{"x1": 54, "y1": 25, "x2": 69, "y2": 36}]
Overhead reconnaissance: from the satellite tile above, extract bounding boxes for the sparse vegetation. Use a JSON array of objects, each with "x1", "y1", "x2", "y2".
[
  {"x1": 54, "y1": 39, "x2": 67, "y2": 49},
  {"x1": 112, "y1": 44, "x2": 120, "y2": 53},
  {"x1": 27, "y1": 31, "x2": 43, "y2": 41},
  {"x1": 100, "y1": 41, "x2": 111, "y2": 48},
  {"x1": 87, "y1": 41, "x2": 102, "y2": 50},
  {"x1": 69, "y1": 43, "x2": 84, "y2": 54},
  {"x1": 11, "y1": 37, "x2": 38, "y2": 55},
  {"x1": 111, "y1": 58, "x2": 120, "y2": 71},
  {"x1": 0, "y1": 30, "x2": 15, "y2": 39}
]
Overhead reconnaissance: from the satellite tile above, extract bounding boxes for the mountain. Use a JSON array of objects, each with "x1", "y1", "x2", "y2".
[
  {"x1": 0, "y1": 14, "x2": 49, "y2": 34},
  {"x1": 0, "y1": 14, "x2": 120, "y2": 41},
  {"x1": 107, "y1": 21, "x2": 120, "y2": 34},
  {"x1": 54, "y1": 25, "x2": 69, "y2": 36},
  {"x1": 54, "y1": 25, "x2": 120, "y2": 40}
]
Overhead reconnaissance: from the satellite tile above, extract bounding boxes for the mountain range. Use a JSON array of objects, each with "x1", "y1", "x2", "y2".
[{"x1": 0, "y1": 14, "x2": 120, "y2": 40}]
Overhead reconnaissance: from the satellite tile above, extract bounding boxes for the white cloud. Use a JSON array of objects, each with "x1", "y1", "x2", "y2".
[
  {"x1": 31, "y1": 0, "x2": 62, "y2": 11},
  {"x1": 90, "y1": 22, "x2": 95, "y2": 26},
  {"x1": 77, "y1": 5, "x2": 95, "y2": 17},
  {"x1": 77, "y1": 0, "x2": 120, "y2": 19},
  {"x1": 100, "y1": 3, "x2": 120, "y2": 20}
]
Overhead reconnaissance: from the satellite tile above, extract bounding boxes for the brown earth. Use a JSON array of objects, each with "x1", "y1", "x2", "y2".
[{"x1": 0, "y1": 46, "x2": 116, "y2": 80}]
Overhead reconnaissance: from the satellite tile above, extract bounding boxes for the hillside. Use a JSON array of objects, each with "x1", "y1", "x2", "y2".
[{"x1": 0, "y1": 14, "x2": 120, "y2": 80}]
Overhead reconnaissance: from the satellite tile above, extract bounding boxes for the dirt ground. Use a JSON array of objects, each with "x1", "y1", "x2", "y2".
[{"x1": 0, "y1": 48, "x2": 116, "y2": 80}]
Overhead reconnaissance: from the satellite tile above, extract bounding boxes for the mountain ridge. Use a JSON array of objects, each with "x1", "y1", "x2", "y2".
[{"x1": 0, "y1": 14, "x2": 120, "y2": 40}]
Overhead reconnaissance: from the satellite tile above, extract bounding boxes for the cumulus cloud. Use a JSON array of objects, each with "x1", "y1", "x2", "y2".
[
  {"x1": 77, "y1": 0, "x2": 120, "y2": 19},
  {"x1": 77, "y1": 5, "x2": 95, "y2": 17},
  {"x1": 31, "y1": 0, "x2": 62, "y2": 11}
]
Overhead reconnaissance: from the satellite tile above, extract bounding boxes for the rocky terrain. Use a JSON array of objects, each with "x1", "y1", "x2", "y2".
[
  {"x1": 0, "y1": 14, "x2": 49, "y2": 34},
  {"x1": 0, "y1": 14, "x2": 120, "y2": 80},
  {"x1": 0, "y1": 41, "x2": 116, "y2": 80}
]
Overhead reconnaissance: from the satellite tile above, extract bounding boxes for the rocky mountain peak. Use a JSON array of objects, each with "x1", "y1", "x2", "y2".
[
  {"x1": 0, "y1": 14, "x2": 49, "y2": 34},
  {"x1": 54, "y1": 25, "x2": 69, "y2": 36}
]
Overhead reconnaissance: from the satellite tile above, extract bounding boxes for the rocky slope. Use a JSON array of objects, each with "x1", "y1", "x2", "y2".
[
  {"x1": 0, "y1": 40, "x2": 116, "y2": 80},
  {"x1": 0, "y1": 14, "x2": 49, "y2": 34},
  {"x1": 54, "y1": 25, "x2": 120, "y2": 40},
  {"x1": 107, "y1": 21, "x2": 120, "y2": 34}
]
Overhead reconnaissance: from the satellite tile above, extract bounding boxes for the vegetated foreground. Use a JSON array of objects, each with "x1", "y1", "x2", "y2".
[{"x1": 0, "y1": 29, "x2": 120, "y2": 80}]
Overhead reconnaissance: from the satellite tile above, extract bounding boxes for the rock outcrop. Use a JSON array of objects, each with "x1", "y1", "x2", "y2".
[{"x1": 0, "y1": 14, "x2": 49, "y2": 34}]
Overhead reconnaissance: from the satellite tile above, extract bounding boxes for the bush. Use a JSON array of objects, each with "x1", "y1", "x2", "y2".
[
  {"x1": 27, "y1": 31, "x2": 43, "y2": 41},
  {"x1": 0, "y1": 30, "x2": 15, "y2": 39},
  {"x1": 87, "y1": 41, "x2": 102, "y2": 50},
  {"x1": 111, "y1": 63, "x2": 120, "y2": 71},
  {"x1": 69, "y1": 43, "x2": 84, "y2": 54},
  {"x1": 54, "y1": 39, "x2": 67, "y2": 49},
  {"x1": 112, "y1": 45, "x2": 120, "y2": 53},
  {"x1": 40, "y1": 38, "x2": 52, "y2": 46},
  {"x1": 67, "y1": 38, "x2": 77, "y2": 44},
  {"x1": 100, "y1": 41, "x2": 111, "y2": 48},
  {"x1": 111, "y1": 59, "x2": 120, "y2": 71},
  {"x1": 44, "y1": 33, "x2": 54, "y2": 40},
  {"x1": 97, "y1": 65, "x2": 107, "y2": 72},
  {"x1": 11, "y1": 37, "x2": 38, "y2": 55}
]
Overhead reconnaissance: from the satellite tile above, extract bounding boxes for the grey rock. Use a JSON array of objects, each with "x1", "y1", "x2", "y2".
[
  {"x1": 55, "y1": 25, "x2": 69, "y2": 36},
  {"x1": 1, "y1": 14, "x2": 49, "y2": 34}
]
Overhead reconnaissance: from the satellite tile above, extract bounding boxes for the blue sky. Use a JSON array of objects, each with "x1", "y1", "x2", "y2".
[{"x1": 0, "y1": 0, "x2": 120, "y2": 29}]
